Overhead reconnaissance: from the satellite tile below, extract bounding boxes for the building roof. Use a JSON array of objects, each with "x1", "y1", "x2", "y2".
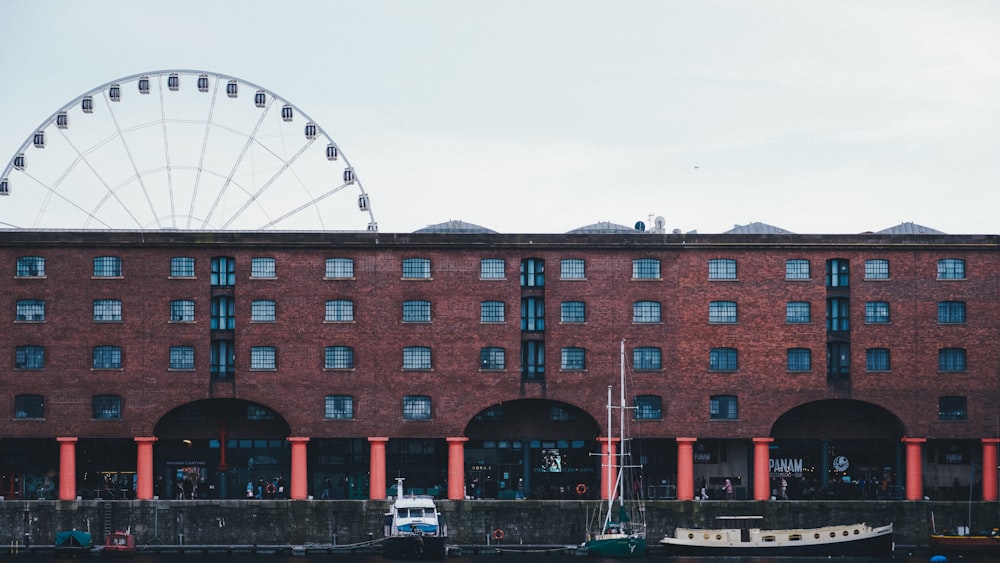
[
  {"x1": 566, "y1": 221, "x2": 639, "y2": 234},
  {"x1": 414, "y1": 220, "x2": 497, "y2": 234},
  {"x1": 875, "y1": 222, "x2": 946, "y2": 235},
  {"x1": 724, "y1": 222, "x2": 795, "y2": 235}
]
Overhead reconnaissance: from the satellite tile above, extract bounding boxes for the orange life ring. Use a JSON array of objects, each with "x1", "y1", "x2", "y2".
[
  {"x1": 493, "y1": 529, "x2": 504, "y2": 541},
  {"x1": 576, "y1": 483, "x2": 587, "y2": 495}
]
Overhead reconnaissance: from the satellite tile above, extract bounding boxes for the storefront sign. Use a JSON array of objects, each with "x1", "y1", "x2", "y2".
[{"x1": 769, "y1": 458, "x2": 803, "y2": 477}]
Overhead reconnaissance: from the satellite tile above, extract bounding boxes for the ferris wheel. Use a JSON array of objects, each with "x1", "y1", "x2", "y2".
[{"x1": 0, "y1": 70, "x2": 377, "y2": 231}]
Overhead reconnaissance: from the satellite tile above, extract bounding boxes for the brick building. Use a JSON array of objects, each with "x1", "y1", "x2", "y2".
[{"x1": 2, "y1": 223, "x2": 999, "y2": 503}]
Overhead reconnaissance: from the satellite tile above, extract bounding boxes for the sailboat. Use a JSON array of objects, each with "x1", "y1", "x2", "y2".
[{"x1": 584, "y1": 338, "x2": 647, "y2": 557}]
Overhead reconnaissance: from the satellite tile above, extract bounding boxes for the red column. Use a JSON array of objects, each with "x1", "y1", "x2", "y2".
[
  {"x1": 982, "y1": 438, "x2": 1000, "y2": 502},
  {"x1": 902, "y1": 437, "x2": 926, "y2": 500},
  {"x1": 57, "y1": 437, "x2": 78, "y2": 501},
  {"x1": 287, "y1": 437, "x2": 310, "y2": 500},
  {"x1": 134, "y1": 437, "x2": 157, "y2": 500},
  {"x1": 597, "y1": 437, "x2": 618, "y2": 500},
  {"x1": 446, "y1": 437, "x2": 468, "y2": 500},
  {"x1": 368, "y1": 437, "x2": 389, "y2": 499},
  {"x1": 753, "y1": 437, "x2": 774, "y2": 500},
  {"x1": 676, "y1": 437, "x2": 697, "y2": 500}
]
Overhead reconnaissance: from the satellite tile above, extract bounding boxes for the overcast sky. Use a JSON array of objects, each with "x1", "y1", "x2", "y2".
[{"x1": 2, "y1": 0, "x2": 998, "y2": 234}]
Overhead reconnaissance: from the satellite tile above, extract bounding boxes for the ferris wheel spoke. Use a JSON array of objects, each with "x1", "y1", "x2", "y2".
[
  {"x1": 104, "y1": 89, "x2": 161, "y2": 228},
  {"x1": 220, "y1": 136, "x2": 314, "y2": 229},
  {"x1": 156, "y1": 74, "x2": 178, "y2": 228},
  {"x1": 258, "y1": 182, "x2": 353, "y2": 229},
  {"x1": 187, "y1": 77, "x2": 221, "y2": 229}
]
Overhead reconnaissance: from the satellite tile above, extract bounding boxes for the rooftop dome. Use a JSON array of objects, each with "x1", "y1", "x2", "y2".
[
  {"x1": 724, "y1": 222, "x2": 794, "y2": 235},
  {"x1": 875, "y1": 222, "x2": 945, "y2": 235},
  {"x1": 414, "y1": 220, "x2": 497, "y2": 234},
  {"x1": 567, "y1": 221, "x2": 639, "y2": 234}
]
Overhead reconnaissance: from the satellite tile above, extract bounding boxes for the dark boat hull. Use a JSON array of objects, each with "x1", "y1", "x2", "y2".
[
  {"x1": 383, "y1": 535, "x2": 448, "y2": 559},
  {"x1": 929, "y1": 533, "x2": 1000, "y2": 553}
]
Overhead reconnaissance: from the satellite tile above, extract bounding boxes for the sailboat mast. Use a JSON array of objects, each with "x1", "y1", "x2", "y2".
[{"x1": 619, "y1": 337, "x2": 626, "y2": 501}]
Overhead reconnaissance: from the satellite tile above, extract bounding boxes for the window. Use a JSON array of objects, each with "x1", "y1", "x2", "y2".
[
  {"x1": 560, "y1": 347, "x2": 585, "y2": 370},
  {"x1": 937, "y1": 258, "x2": 965, "y2": 280},
  {"x1": 251, "y1": 300, "x2": 276, "y2": 322},
  {"x1": 325, "y1": 257, "x2": 355, "y2": 279},
  {"x1": 93, "y1": 299, "x2": 122, "y2": 322},
  {"x1": 246, "y1": 404, "x2": 276, "y2": 420},
  {"x1": 865, "y1": 259, "x2": 889, "y2": 280},
  {"x1": 708, "y1": 258, "x2": 736, "y2": 280},
  {"x1": 827, "y1": 297, "x2": 849, "y2": 331},
  {"x1": 551, "y1": 406, "x2": 575, "y2": 421},
  {"x1": 480, "y1": 347, "x2": 505, "y2": 370},
  {"x1": 480, "y1": 301, "x2": 505, "y2": 323},
  {"x1": 170, "y1": 257, "x2": 195, "y2": 277},
  {"x1": 93, "y1": 345, "x2": 122, "y2": 369},
  {"x1": 403, "y1": 346, "x2": 432, "y2": 370},
  {"x1": 785, "y1": 259, "x2": 810, "y2": 280},
  {"x1": 633, "y1": 300, "x2": 661, "y2": 323},
  {"x1": 211, "y1": 256, "x2": 235, "y2": 287},
  {"x1": 93, "y1": 256, "x2": 122, "y2": 277},
  {"x1": 403, "y1": 300, "x2": 431, "y2": 323},
  {"x1": 250, "y1": 257, "x2": 276, "y2": 278},
  {"x1": 865, "y1": 301, "x2": 890, "y2": 324},
  {"x1": 16, "y1": 256, "x2": 45, "y2": 277},
  {"x1": 826, "y1": 258, "x2": 849, "y2": 287},
  {"x1": 325, "y1": 299, "x2": 354, "y2": 322},
  {"x1": 520, "y1": 258, "x2": 545, "y2": 287},
  {"x1": 92, "y1": 395, "x2": 122, "y2": 420},
  {"x1": 170, "y1": 300, "x2": 195, "y2": 322},
  {"x1": 632, "y1": 258, "x2": 661, "y2": 279},
  {"x1": 709, "y1": 347, "x2": 738, "y2": 371},
  {"x1": 521, "y1": 297, "x2": 545, "y2": 331},
  {"x1": 211, "y1": 296, "x2": 235, "y2": 329},
  {"x1": 325, "y1": 346, "x2": 354, "y2": 369},
  {"x1": 866, "y1": 348, "x2": 890, "y2": 372},
  {"x1": 633, "y1": 347, "x2": 662, "y2": 370},
  {"x1": 169, "y1": 346, "x2": 195, "y2": 370},
  {"x1": 938, "y1": 301, "x2": 966, "y2": 324},
  {"x1": 15, "y1": 395, "x2": 44, "y2": 419},
  {"x1": 402, "y1": 258, "x2": 431, "y2": 279},
  {"x1": 521, "y1": 341, "x2": 544, "y2": 380},
  {"x1": 708, "y1": 301, "x2": 737, "y2": 324},
  {"x1": 250, "y1": 346, "x2": 276, "y2": 370},
  {"x1": 710, "y1": 395, "x2": 738, "y2": 420},
  {"x1": 827, "y1": 341, "x2": 850, "y2": 381},
  {"x1": 480, "y1": 258, "x2": 505, "y2": 279},
  {"x1": 787, "y1": 348, "x2": 811, "y2": 372},
  {"x1": 939, "y1": 396, "x2": 967, "y2": 421},
  {"x1": 325, "y1": 395, "x2": 354, "y2": 419},
  {"x1": 403, "y1": 395, "x2": 432, "y2": 420},
  {"x1": 786, "y1": 301, "x2": 811, "y2": 323},
  {"x1": 939, "y1": 348, "x2": 966, "y2": 372},
  {"x1": 560, "y1": 301, "x2": 585, "y2": 323},
  {"x1": 15, "y1": 299, "x2": 44, "y2": 321},
  {"x1": 15, "y1": 345, "x2": 44, "y2": 369},
  {"x1": 560, "y1": 258, "x2": 585, "y2": 279},
  {"x1": 634, "y1": 395, "x2": 662, "y2": 420},
  {"x1": 210, "y1": 340, "x2": 235, "y2": 379}
]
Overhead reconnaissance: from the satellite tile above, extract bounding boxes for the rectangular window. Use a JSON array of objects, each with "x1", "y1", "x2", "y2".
[
  {"x1": 402, "y1": 258, "x2": 431, "y2": 279},
  {"x1": 403, "y1": 395, "x2": 432, "y2": 420},
  {"x1": 865, "y1": 259, "x2": 889, "y2": 280},
  {"x1": 170, "y1": 300, "x2": 195, "y2": 322},
  {"x1": 325, "y1": 299, "x2": 354, "y2": 322},
  {"x1": 210, "y1": 340, "x2": 235, "y2": 379},
  {"x1": 865, "y1": 301, "x2": 890, "y2": 324},
  {"x1": 15, "y1": 394, "x2": 44, "y2": 419},
  {"x1": 634, "y1": 395, "x2": 662, "y2": 420},
  {"x1": 92, "y1": 395, "x2": 122, "y2": 420},
  {"x1": 211, "y1": 296, "x2": 235, "y2": 329},
  {"x1": 939, "y1": 396, "x2": 967, "y2": 421},
  {"x1": 938, "y1": 348, "x2": 967, "y2": 372},
  {"x1": 403, "y1": 346, "x2": 432, "y2": 370},
  {"x1": 520, "y1": 258, "x2": 545, "y2": 287},
  {"x1": 560, "y1": 347, "x2": 585, "y2": 370},
  {"x1": 521, "y1": 297, "x2": 545, "y2": 331},
  {"x1": 708, "y1": 258, "x2": 736, "y2": 280},
  {"x1": 325, "y1": 257, "x2": 355, "y2": 279},
  {"x1": 826, "y1": 258, "x2": 850, "y2": 287},
  {"x1": 787, "y1": 348, "x2": 811, "y2": 371},
  {"x1": 251, "y1": 300, "x2": 276, "y2": 322},
  {"x1": 325, "y1": 395, "x2": 354, "y2": 419},
  {"x1": 828, "y1": 341, "x2": 850, "y2": 381},
  {"x1": 170, "y1": 256, "x2": 195, "y2": 277},
  {"x1": 480, "y1": 300, "x2": 505, "y2": 323},
  {"x1": 827, "y1": 297, "x2": 849, "y2": 331},
  {"x1": 521, "y1": 341, "x2": 544, "y2": 380},
  {"x1": 560, "y1": 301, "x2": 585, "y2": 323},
  {"x1": 325, "y1": 346, "x2": 354, "y2": 369},
  {"x1": 560, "y1": 258, "x2": 585, "y2": 279},
  {"x1": 93, "y1": 299, "x2": 123, "y2": 322},
  {"x1": 785, "y1": 259, "x2": 810, "y2": 280},
  {"x1": 93, "y1": 256, "x2": 122, "y2": 277},
  {"x1": 710, "y1": 395, "x2": 738, "y2": 420},
  {"x1": 15, "y1": 299, "x2": 45, "y2": 321},
  {"x1": 937, "y1": 258, "x2": 966, "y2": 280},
  {"x1": 710, "y1": 347, "x2": 738, "y2": 371},
  {"x1": 93, "y1": 345, "x2": 122, "y2": 369},
  {"x1": 633, "y1": 300, "x2": 661, "y2": 323},
  {"x1": 16, "y1": 256, "x2": 45, "y2": 277},
  {"x1": 938, "y1": 301, "x2": 966, "y2": 323},
  {"x1": 15, "y1": 345, "x2": 44, "y2": 369},
  {"x1": 211, "y1": 256, "x2": 236, "y2": 287},
  {"x1": 169, "y1": 346, "x2": 195, "y2": 370},
  {"x1": 633, "y1": 347, "x2": 662, "y2": 370},
  {"x1": 250, "y1": 257, "x2": 276, "y2": 278},
  {"x1": 632, "y1": 258, "x2": 661, "y2": 279},
  {"x1": 786, "y1": 301, "x2": 811, "y2": 323},
  {"x1": 866, "y1": 348, "x2": 890, "y2": 371},
  {"x1": 250, "y1": 346, "x2": 276, "y2": 370},
  {"x1": 480, "y1": 258, "x2": 505, "y2": 279},
  {"x1": 709, "y1": 301, "x2": 737, "y2": 323},
  {"x1": 480, "y1": 347, "x2": 505, "y2": 370},
  {"x1": 403, "y1": 300, "x2": 431, "y2": 323}
]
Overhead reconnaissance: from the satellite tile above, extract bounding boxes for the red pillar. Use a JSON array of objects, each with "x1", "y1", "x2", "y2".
[
  {"x1": 446, "y1": 437, "x2": 468, "y2": 500},
  {"x1": 676, "y1": 437, "x2": 696, "y2": 501},
  {"x1": 57, "y1": 437, "x2": 78, "y2": 501},
  {"x1": 597, "y1": 437, "x2": 618, "y2": 500},
  {"x1": 982, "y1": 438, "x2": 1000, "y2": 502},
  {"x1": 753, "y1": 437, "x2": 774, "y2": 500},
  {"x1": 902, "y1": 437, "x2": 926, "y2": 500},
  {"x1": 134, "y1": 437, "x2": 157, "y2": 500},
  {"x1": 368, "y1": 437, "x2": 389, "y2": 499},
  {"x1": 287, "y1": 437, "x2": 310, "y2": 500}
]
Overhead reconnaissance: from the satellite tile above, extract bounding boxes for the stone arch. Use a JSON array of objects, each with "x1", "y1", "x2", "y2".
[
  {"x1": 154, "y1": 399, "x2": 291, "y2": 439},
  {"x1": 771, "y1": 399, "x2": 905, "y2": 439},
  {"x1": 463, "y1": 398, "x2": 600, "y2": 439}
]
